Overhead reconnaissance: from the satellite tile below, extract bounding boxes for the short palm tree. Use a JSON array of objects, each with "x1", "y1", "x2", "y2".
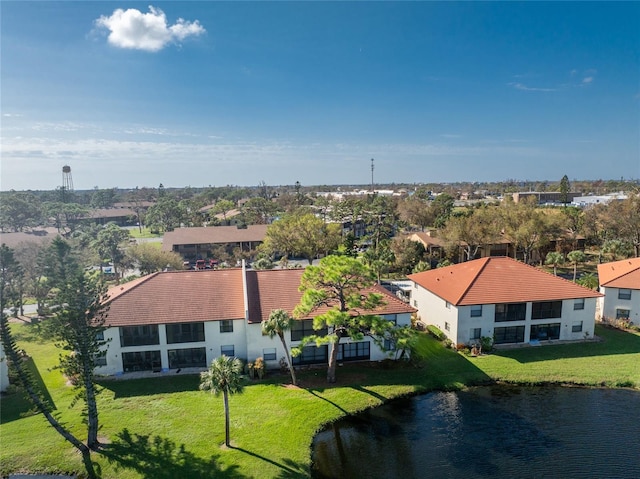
[
  {"x1": 567, "y1": 250, "x2": 587, "y2": 281},
  {"x1": 262, "y1": 309, "x2": 297, "y2": 386},
  {"x1": 545, "y1": 251, "x2": 565, "y2": 276},
  {"x1": 199, "y1": 355, "x2": 245, "y2": 447}
]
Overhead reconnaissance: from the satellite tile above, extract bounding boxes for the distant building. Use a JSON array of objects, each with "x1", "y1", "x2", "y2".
[
  {"x1": 572, "y1": 192, "x2": 628, "y2": 208},
  {"x1": 512, "y1": 191, "x2": 581, "y2": 205}
]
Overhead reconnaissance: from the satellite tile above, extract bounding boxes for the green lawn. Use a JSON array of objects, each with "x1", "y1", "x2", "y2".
[
  {"x1": 1, "y1": 323, "x2": 638, "y2": 478},
  {"x1": 127, "y1": 227, "x2": 163, "y2": 239}
]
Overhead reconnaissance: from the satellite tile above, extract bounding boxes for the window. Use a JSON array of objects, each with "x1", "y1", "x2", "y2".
[
  {"x1": 445, "y1": 301, "x2": 451, "y2": 309},
  {"x1": 220, "y1": 345, "x2": 235, "y2": 357},
  {"x1": 444, "y1": 322, "x2": 450, "y2": 331},
  {"x1": 119, "y1": 325, "x2": 159, "y2": 347},
  {"x1": 95, "y1": 331, "x2": 105, "y2": 341},
  {"x1": 494, "y1": 325, "x2": 525, "y2": 344},
  {"x1": 470, "y1": 328, "x2": 481, "y2": 340},
  {"x1": 166, "y1": 322, "x2": 205, "y2": 344},
  {"x1": 531, "y1": 301, "x2": 563, "y2": 320},
  {"x1": 618, "y1": 289, "x2": 632, "y2": 300},
  {"x1": 219, "y1": 320, "x2": 234, "y2": 333},
  {"x1": 616, "y1": 309, "x2": 630, "y2": 320},
  {"x1": 413, "y1": 300, "x2": 418, "y2": 307},
  {"x1": 383, "y1": 338, "x2": 396, "y2": 351},
  {"x1": 530, "y1": 323, "x2": 561, "y2": 341},
  {"x1": 291, "y1": 320, "x2": 327, "y2": 342},
  {"x1": 122, "y1": 350, "x2": 161, "y2": 372},
  {"x1": 495, "y1": 303, "x2": 526, "y2": 322},
  {"x1": 338, "y1": 342, "x2": 370, "y2": 362},
  {"x1": 263, "y1": 348, "x2": 277, "y2": 361},
  {"x1": 470, "y1": 305, "x2": 483, "y2": 318},
  {"x1": 572, "y1": 321, "x2": 583, "y2": 333},
  {"x1": 383, "y1": 314, "x2": 397, "y2": 325},
  {"x1": 573, "y1": 298, "x2": 585, "y2": 311},
  {"x1": 168, "y1": 347, "x2": 206, "y2": 369},
  {"x1": 292, "y1": 345, "x2": 328, "y2": 365},
  {"x1": 94, "y1": 353, "x2": 107, "y2": 367}
]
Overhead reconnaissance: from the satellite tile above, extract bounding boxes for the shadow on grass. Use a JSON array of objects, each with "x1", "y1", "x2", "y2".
[
  {"x1": 230, "y1": 446, "x2": 309, "y2": 479},
  {"x1": 99, "y1": 428, "x2": 244, "y2": 479},
  {"x1": 96, "y1": 374, "x2": 200, "y2": 398},
  {"x1": 0, "y1": 356, "x2": 56, "y2": 424},
  {"x1": 494, "y1": 325, "x2": 640, "y2": 364},
  {"x1": 305, "y1": 389, "x2": 350, "y2": 415}
]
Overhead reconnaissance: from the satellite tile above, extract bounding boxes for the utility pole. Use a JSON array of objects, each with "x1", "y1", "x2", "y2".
[{"x1": 370, "y1": 158, "x2": 375, "y2": 194}]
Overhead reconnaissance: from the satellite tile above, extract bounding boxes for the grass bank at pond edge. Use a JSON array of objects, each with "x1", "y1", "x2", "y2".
[{"x1": 1, "y1": 324, "x2": 638, "y2": 478}]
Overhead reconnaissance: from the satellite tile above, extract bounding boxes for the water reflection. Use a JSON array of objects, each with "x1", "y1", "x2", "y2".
[{"x1": 312, "y1": 386, "x2": 640, "y2": 479}]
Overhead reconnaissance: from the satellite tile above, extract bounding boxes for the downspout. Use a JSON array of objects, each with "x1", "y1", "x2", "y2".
[{"x1": 241, "y1": 260, "x2": 249, "y2": 322}]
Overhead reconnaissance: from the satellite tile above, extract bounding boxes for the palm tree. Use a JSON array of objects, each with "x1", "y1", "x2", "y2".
[
  {"x1": 545, "y1": 251, "x2": 565, "y2": 276},
  {"x1": 567, "y1": 250, "x2": 587, "y2": 281},
  {"x1": 199, "y1": 355, "x2": 245, "y2": 447},
  {"x1": 262, "y1": 309, "x2": 297, "y2": 386}
]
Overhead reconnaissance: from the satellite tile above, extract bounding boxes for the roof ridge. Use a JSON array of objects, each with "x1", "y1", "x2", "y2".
[{"x1": 455, "y1": 256, "x2": 491, "y2": 304}]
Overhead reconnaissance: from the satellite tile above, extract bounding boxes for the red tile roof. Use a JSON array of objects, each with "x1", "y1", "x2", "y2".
[
  {"x1": 598, "y1": 258, "x2": 640, "y2": 289},
  {"x1": 105, "y1": 267, "x2": 416, "y2": 327},
  {"x1": 104, "y1": 269, "x2": 246, "y2": 327},
  {"x1": 408, "y1": 256, "x2": 601, "y2": 306}
]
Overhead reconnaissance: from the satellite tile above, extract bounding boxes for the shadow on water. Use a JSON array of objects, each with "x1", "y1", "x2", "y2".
[
  {"x1": 494, "y1": 325, "x2": 640, "y2": 364},
  {"x1": 230, "y1": 446, "x2": 309, "y2": 479},
  {"x1": 99, "y1": 428, "x2": 244, "y2": 479}
]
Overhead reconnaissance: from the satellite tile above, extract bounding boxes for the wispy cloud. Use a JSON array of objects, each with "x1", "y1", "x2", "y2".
[
  {"x1": 94, "y1": 6, "x2": 205, "y2": 52},
  {"x1": 508, "y1": 82, "x2": 556, "y2": 92}
]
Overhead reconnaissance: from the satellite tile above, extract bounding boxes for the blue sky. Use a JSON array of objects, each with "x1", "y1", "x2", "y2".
[{"x1": 1, "y1": 1, "x2": 639, "y2": 191}]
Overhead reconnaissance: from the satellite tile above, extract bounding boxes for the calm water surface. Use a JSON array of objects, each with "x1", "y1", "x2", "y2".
[{"x1": 312, "y1": 386, "x2": 640, "y2": 479}]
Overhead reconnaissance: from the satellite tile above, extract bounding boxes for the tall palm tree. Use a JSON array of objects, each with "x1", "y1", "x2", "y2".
[
  {"x1": 262, "y1": 309, "x2": 297, "y2": 386},
  {"x1": 567, "y1": 250, "x2": 587, "y2": 281},
  {"x1": 545, "y1": 251, "x2": 565, "y2": 276},
  {"x1": 199, "y1": 355, "x2": 245, "y2": 447}
]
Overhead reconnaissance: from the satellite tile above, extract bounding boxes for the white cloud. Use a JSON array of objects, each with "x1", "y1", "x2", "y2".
[
  {"x1": 95, "y1": 6, "x2": 205, "y2": 52},
  {"x1": 509, "y1": 82, "x2": 556, "y2": 92},
  {"x1": 582, "y1": 77, "x2": 593, "y2": 84}
]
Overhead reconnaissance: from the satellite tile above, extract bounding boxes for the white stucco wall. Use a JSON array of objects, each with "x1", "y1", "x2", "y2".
[
  {"x1": 411, "y1": 280, "x2": 597, "y2": 346},
  {"x1": 0, "y1": 342, "x2": 9, "y2": 392},
  {"x1": 95, "y1": 318, "x2": 247, "y2": 376},
  {"x1": 600, "y1": 286, "x2": 639, "y2": 324}
]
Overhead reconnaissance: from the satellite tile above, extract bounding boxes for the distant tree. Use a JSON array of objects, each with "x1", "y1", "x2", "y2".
[
  {"x1": 89, "y1": 187, "x2": 118, "y2": 209},
  {"x1": 566, "y1": 250, "x2": 587, "y2": 281},
  {"x1": 398, "y1": 196, "x2": 434, "y2": 231},
  {"x1": 212, "y1": 199, "x2": 236, "y2": 225},
  {"x1": 412, "y1": 260, "x2": 431, "y2": 274},
  {"x1": 362, "y1": 240, "x2": 395, "y2": 283},
  {"x1": 545, "y1": 251, "x2": 565, "y2": 276},
  {"x1": 559, "y1": 175, "x2": 571, "y2": 206},
  {"x1": 199, "y1": 356, "x2": 245, "y2": 447},
  {"x1": 293, "y1": 255, "x2": 396, "y2": 383},
  {"x1": 390, "y1": 237, "x2": 426, "y2": 275},
  {"x1": 241, "y1": 197, "x2": 279, "y2": 225},
  {"x1": 93, "y1": 223, "x2": 131, "y2": 280},
  {"x1": 262, "y1": 213, "x2": 342, "y2": 264},
  {"x1": 43, "y1": 201, "x2": 89, "y2": 235},
  {"x1": 601, "y1": 239, "x2": 633, "y2": 262},
  {"x1": 262, "y1": 309, "x2": 297, "y2": 385},
  {"x1": 145, "y1": 197, "x2": 184, "y2": 232},
  {"x1": 431, "y1": 193, "x2": 455, "y2": 228},
  {"x1": 126, "y1": 243, "x2": 185, "y2": 274},
  {"x1": 441, "y1": 207, "x2": 500, "y2": 262},
  {"x1": 0, "y1": 191, "x2": 43, "y2": 232},
  {"x1": 14, "y1": 241, "x2": 52, "y2": 315}
]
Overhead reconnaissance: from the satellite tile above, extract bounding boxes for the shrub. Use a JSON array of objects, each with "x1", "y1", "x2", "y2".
[{"x1": 426, "y1": 325, "x2": 446, "y2": 341}]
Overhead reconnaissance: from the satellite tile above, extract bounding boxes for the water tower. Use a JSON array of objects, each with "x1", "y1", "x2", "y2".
[{"x1": 61, "y1": 165, "x2": 74, "y2": 202}]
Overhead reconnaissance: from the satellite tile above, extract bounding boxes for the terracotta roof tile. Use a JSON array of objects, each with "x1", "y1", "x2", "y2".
[
  {"x1": 597, "y1": 258, "x2": 640, "y2": 289},
  {"x1": 104, "y1": 269, "x2": 245, "y2": 327},
  {"x1": 105, "y1": 267, "x2": 416, "y2": 327},
  {"x1": 408, "y1": 256, "x2": 601, "y2": 306}
]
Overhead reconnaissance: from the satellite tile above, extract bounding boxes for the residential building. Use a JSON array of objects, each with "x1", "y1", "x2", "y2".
[
  {"x1": 161, "y1": 224, "x2": 269, "y2": 262},
  {"x1": 96, "y1": 265, "x2": 415, "y2": 376},
  {"x1": 0, "y1": 343, "x2": 8, "y2": 392},
  {"x1": 598, "y1": 257, "x2": 640, "y2": 325},
  {"x1": 408, "y1": 256, "x2": 601, "y2": 346}
]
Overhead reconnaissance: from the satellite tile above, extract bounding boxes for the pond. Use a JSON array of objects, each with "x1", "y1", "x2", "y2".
[{"x1": 312, "y1": 386, "x2": 640, "y2": 479}]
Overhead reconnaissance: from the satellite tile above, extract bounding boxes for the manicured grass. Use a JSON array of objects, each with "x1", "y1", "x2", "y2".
[
  {"x1": 127, "y1": 227, "x2": 162, "y2": 239},
  {"x1": 1, "y1": 323, "x2": 638, "y2": 478}
]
